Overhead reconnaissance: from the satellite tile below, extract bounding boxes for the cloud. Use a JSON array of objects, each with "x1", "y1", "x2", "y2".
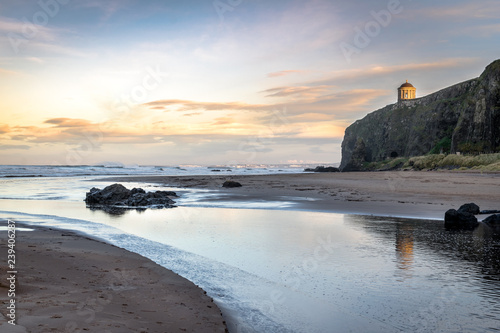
[
  {"x1": 253, "y1": 58, "x2": 478, "y2": 125},
  {"x1": 0, "y1": 124, "x2": 10, "y2": 134},
  {"x1": 267, "y1": 70, "x2": 304, "y2": 78},
  {"x1": 0, "y1": 68, "x2": 19, "y2": 75},
  {"x1": 183, "y1": 112, "x2": 202, "y2": 117},
  {"x1": 74, "y1": 0, "x2": 132, "y2": 22},
  {"x1": 310, "y1": 58, "x2": 477, "y2": 87},
  {"x1": 144, "y1": 91, "x2": 382, "y2": 126},
  {"x1": 44, "y1": 118, "x2": 95, "y2": 128},
  {"x1": 309, "y1": 146, "x2": 327, "y2": 154},
  {"x1": 28, "y1": 41, "x2": 92, "y2": 58},
  {"x1": 0, "y1": 17, "x2": 88, "y2": 57},
  {"x1": 212, "y1": 116, "x2": 235, "y2": 126},
  {"x1": 25, "y1": 57, "x2": 44, "y2": 64},
  {"x1": 290, "y1": 113, "x2": 333, "y2": 122},
  {"x1": 262, "y1": 85, "x2": 332, "y2": 98},
  {"x1": 459, "y1": 23, "x2": 500, "y2": 38},
  {"x1": 411, "y1": 1, "x2": 500, "y2": 19},
  {"x1": 258, "y1": 88, "x2": 390, "y2": 124},
  {"x1": 0, "y1": 17, "x2": 58, "y2": 42},
  {"x1": 144, "y1": 99, "x2": 270, "y2": 112},
  {"x1": 0, "y1": 144, "x2": 30, "y2": 150}
]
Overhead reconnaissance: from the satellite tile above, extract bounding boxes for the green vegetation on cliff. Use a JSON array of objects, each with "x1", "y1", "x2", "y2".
[
  {"x1": 340, "y1": 59, "x2": 500, "y2": 171},
  {"x1": 361, "y1": 153, "x2": 500, "y2": 172}
]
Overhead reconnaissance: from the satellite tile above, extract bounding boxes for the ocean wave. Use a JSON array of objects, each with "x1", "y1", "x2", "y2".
[{"x1": 0, "y1": 164, "x2": 312, "y2": 178}]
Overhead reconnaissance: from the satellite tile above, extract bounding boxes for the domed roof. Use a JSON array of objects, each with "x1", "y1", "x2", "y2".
[{"x1": 399, "y1": 80, "x2": 415, "y2": 88}]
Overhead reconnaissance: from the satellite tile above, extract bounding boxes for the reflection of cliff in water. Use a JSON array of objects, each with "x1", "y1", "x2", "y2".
[{"x1": 344, "y1": 215, "x2": 500, "y2": 293}]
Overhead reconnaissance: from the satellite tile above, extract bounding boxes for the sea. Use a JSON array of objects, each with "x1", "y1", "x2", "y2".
[{"x1": 1, "y1": 164, "x2": 500, "y2": 332}]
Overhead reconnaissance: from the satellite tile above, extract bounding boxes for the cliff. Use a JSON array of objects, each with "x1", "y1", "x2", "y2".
[{"x1": 340, "y1": 59, "x2": 500, "y2": 171}]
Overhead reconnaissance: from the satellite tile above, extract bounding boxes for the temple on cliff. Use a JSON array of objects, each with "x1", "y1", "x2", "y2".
[{"x1": 398, "y1": 80, "x2": 416, "y2": 102}]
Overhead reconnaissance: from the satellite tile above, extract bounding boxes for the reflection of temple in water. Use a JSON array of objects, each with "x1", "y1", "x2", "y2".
[{"x1": 395, "y1": 224, "x2": 415, "y2": 273}]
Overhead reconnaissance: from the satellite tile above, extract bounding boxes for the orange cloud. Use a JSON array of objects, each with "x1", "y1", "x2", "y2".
[
  {"x1": 183, "y1": 112, "x2": 202, "y2": 117},
  {"x1": 211, "y1": 116, "x2": 235, "y2": 126},
  {"x1": 262, "y1": 85, "x2": 332, "y2": 98},
  {"x1": 0, "y1": 68, "x2": 20, "y2": 76},
  {"x1": 1, "y1": 84, "x2": 388, "y2": 155},
  {"x1": 44, "y1": 118, "x2": 95, "y2": 128},
  {"x1": 291, "y1": 113, "x2": 333, "y2": 122},
  {"x1": 267, "y1": 70, "x2": 304, "y2": 78},
  {"x1": 0, "y1": 124, "x2": 10, "y2": 134},
  {"x1": 143, "y1": 99, "x2": 269, "y2": 112},
  {"x1": 312, "y1": 58, "x2": 477, "y2": 87}
]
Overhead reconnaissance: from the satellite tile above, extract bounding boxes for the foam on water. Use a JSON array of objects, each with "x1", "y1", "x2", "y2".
[{"x1": 0, "y1": 164, "x2": 310, "y2": 178}]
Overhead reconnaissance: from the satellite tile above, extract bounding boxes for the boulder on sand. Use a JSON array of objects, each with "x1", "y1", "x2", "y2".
[
  {"x1": 304, "y1": 166, "x2": 340, "y2": 173},
  {"x1": 222, "y1": 181, "x2": 242, "y2": 188},
  {"x1": 444, "y1": 203, "x2": 480, "y2": 230},
  {"x1": 483, "y1": 214, "x2": 500, "y2": 229},
  {"x1": 85, "y1": 184, "x2": 177, "y2": 210},
  {"x1": 457, "y1": 203, "x2": 480, "y2": 215}
]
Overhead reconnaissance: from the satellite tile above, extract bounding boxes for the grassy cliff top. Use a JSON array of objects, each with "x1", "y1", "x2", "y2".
[{"x1": 360, "y1": 153, "x2": 500, "y2": 172}]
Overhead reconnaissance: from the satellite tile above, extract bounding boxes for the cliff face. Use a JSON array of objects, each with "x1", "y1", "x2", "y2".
[{"x1": 340, "y1": 59, "x2": 500, "y2": 171}]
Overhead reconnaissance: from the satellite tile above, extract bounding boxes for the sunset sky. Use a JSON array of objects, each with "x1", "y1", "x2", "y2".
[{"x1": 1, "y1": 0, "x2": 499, "y2": 166}]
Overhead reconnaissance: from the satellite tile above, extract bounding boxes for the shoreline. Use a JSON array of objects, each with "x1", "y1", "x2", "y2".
[
  {"x1": 99, "y1": 171, "x2": 500, "y2": 221},
  {"x1": 0, "y1": 171, "x2": 498, "y2": 331},
  {"x1": 0, "y1": 222, "x2": 227, "y2": 333}
]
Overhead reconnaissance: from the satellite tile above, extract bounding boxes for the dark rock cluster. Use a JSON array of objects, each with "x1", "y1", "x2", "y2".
[
  {"x1": 304, "y1": 166, "x2": 340, "y2": 173},
  {"x1": 85, "y1": 184, "x2": 177, "y2": 210},
  {"x1": 444, "y1": 203, "x2": 480, "y2": 230},
  {"x1": 445, "y1": 202, "x2": 500, "y2": 231}
]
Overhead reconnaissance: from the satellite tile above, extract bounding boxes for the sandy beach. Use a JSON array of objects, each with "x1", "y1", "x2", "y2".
[
  {"x1": 103, "y1": 171, "x2": 500, "y2": 220},
  {"x1": 1, "y1": 170, "x2": 499, "y2": 332},
  {"x1": 0, "y1": 223, "x2": 227, "y2": 333}
]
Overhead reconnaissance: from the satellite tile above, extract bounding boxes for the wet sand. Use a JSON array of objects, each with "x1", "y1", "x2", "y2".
[
  {"x1": 0, "y1": 171, "x2": 498, "y2": 332},
  {"x1": 103, "y1": 171, "x2": 500, "y2": 220},
  {"x1": 0, "y1": 223, "x2": 227, "y2": 333}
]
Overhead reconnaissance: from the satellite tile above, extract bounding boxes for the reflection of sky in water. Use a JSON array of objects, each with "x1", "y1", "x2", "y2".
[
  {"x1": 0, "y1": 226, "x2": 33, "y2": 231},
  {"x1": 0, "y1": 176, "x2": 306, "y2": 212},
  {"x1": 0, "y1": 177, "x2": 181, "y2": 202},
  {"x1": 1, "y1": 199, "x2": 500, "y2": 332}
]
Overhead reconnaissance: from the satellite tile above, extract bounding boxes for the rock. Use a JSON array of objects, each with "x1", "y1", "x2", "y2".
[
  {"x1": 304, "y1": 166, "x2": 340, "y2": 173},
  {"x1": 342, "y1": 138, "x2": 367, "y2": 172},
  {"x1": 483, "y1": 214, "x2": 500, "y2": 228},
  {"x1": 222, "y1": 181, "x2": 242, "y2": 188},
  {"x1": 85, "y1": 184, "x2": 176, "y2": 210},
  {"x1": 85, "y1": 184, "x2": 130, "y2": 205},
  {"x1": 480, "y1": 210, "x2": 500, "y2": 214},
  {"x1": 340, "y1": 59, "x2": 500, "y2": 171},
  {"x1": 444, "y1": 209, "x2": 479, "y2": 230},
  {"x1": 458, "y1": 203, "x2": 480, "y2": 215},
  {"x1": 130, "y1": 187, "x2": 146, "y2": 195}
]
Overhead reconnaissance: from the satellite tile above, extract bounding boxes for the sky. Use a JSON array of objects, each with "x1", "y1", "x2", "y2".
[{"x1": 0, "y1": 0, "x2": 499, "y2": 166}]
